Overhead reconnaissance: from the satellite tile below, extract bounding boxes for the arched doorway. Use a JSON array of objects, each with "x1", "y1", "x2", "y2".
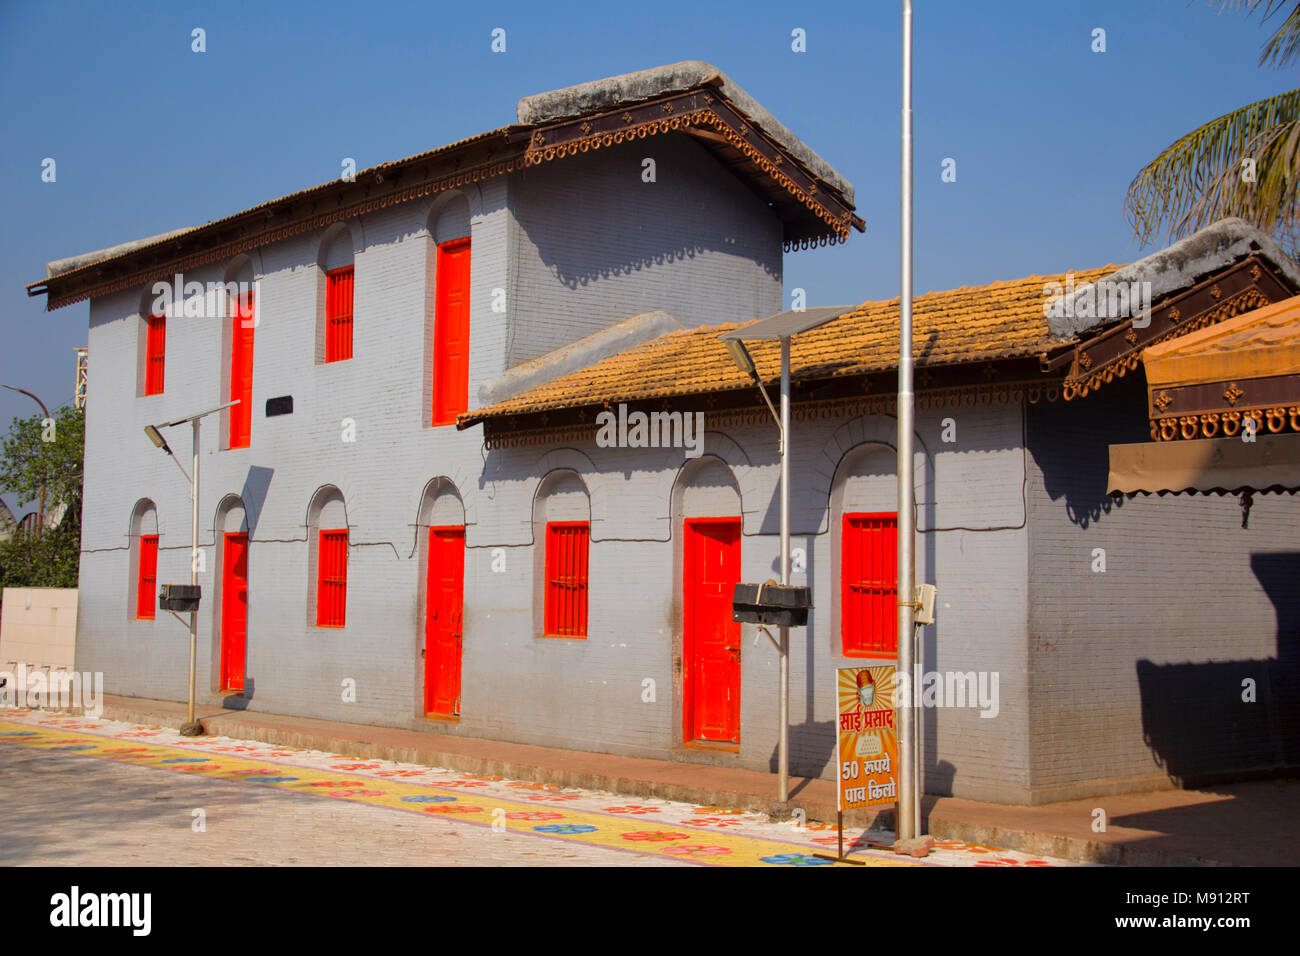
[
  {"x1": 672, "y1": 456, "x2": 744, "y2": 747},
  {"x1": 419, "y1": 478, "x2": 466, "y2": 717},
  {"x1": 214, "y1": 495, "x2": 249, "y2": 693}
]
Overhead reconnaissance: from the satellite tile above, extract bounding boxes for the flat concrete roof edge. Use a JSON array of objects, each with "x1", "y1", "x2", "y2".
[{"x1": 476, "y1": 310, "x2": 683, "y2": 410}]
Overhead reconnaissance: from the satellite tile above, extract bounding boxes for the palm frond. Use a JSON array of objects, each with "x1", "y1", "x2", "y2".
[
  {"x1": 1125, "y1": 89, "x2": 1300, "y2": 248},
  {"x1": 1258, "y1": 2, "x2": 1300, "y2": 67},
  {"x1": 1216, "y1": 0, "x2": 1300, "y2": 68}
]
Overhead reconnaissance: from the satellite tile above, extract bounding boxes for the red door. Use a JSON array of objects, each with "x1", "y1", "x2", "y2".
[
  {"x1": 229, "y1": 291, "x2": 255, "y2": 448},
  {"x1": 425, "y1": 526, "x2": 465, "y2": 716},
  {"x1": 683, "y1": 517, "x2": 742, "y2": 744},
  {"x1": 432, "y1": 238, "x2": 470, "y2": 425},
  {"x1": 220, "y1": 533, "x2": 249, "y2": 692}
]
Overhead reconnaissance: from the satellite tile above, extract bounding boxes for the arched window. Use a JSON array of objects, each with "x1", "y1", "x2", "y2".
[
  {"x1": 306, "y1": 486, "x2": 348, "y2": 628},
  {"x1": 532, "y1": 470, "x2": 590, "y2": 638},
  {"x1": 831, "y1": 444, "x2": 899, "y2": 658},
  {"x1": 318, "y1": 223, "x2": 356, "y2": 363},
  {"x1": 129, "y1": 500, "x2": 159, "y2": 620},
  {"x1": 136, "y1": 286, "x2": 166, "y2": 397},
  {"x1": 426, "y1": 193, "x2": 472, "y2": 426},
  {"x1": 223, "y1": 255, "x2": 256, "y2": 449}
]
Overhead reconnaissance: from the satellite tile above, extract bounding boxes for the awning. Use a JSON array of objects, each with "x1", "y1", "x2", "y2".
[{"x1": 1108, "y1": 433, "x2": 1300, "y2": 496}]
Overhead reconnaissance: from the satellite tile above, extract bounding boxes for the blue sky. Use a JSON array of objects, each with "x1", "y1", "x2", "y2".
[{"x1": 1, "y1": 0, "x2": 1295, "y2": 515}]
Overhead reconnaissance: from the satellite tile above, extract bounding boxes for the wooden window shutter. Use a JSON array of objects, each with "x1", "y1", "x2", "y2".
[
  {"x1": 229, "y1": 291, "x2": 255, "y2": 448},
  {"x1": 325, "y1": 266, "x2": 354, "y2": 362},
  {"x1": 842, "y1": 513, "x2": 898, "y2": 657},
  {"x1": 137, "y1": 534, "x2": 158, "y2": 619},
  {"x1": 431, "y1": 238, "x2": 471, "y2": 426},
  {"x1": 316, "y1": 529, "x2": 348, "y2": 627},
  {"x1": 145, "y1": 315, "x2": 166, "y2": 395},
  {"x1": 544, "y1": 522, "x2": 589, "y2": 637}
]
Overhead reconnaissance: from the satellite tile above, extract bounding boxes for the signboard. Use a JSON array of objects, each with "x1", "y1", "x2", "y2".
[{"x1": 836, "y1": 665, "x2": 898, "y2": 811}]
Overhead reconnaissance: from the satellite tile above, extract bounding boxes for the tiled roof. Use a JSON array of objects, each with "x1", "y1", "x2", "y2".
[{"x1": 459, "y1": 265, "x2": 1119, "y2": 427}]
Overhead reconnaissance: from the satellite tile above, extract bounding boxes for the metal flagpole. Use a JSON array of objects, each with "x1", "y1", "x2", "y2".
[
  {"x1": 896, "y1": 0, "x2": 918, "y2": 845},
  {"x1": 778, "y1": 338, "x2": 791, "y2": 803},
  {"x1": 183, "y1": 417, "x2": 201, "y2": 736}
]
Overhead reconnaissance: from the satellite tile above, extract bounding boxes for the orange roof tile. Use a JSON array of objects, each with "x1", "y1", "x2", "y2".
[{"x1": 459, "y1": 265, "x2": 1119, "y2": 427}]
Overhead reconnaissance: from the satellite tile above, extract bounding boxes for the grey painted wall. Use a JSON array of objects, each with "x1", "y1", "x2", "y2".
[
  {"x1": 73, "y1": 140, "x2": 790, "y2": 751},
  {"x1": 1026, "y1": 374, "x2": 1300, "y2": 803},
  {"x1": 506, "y1": 134, "x2": 783, "y2": 365}
]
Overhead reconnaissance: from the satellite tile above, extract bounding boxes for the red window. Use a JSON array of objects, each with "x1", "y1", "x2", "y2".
[
  {"x1": 137, "y1": 534, "x2": 158, "y2": 620},
  {"x1": 432, "y1": 237, "x2": 471, "y2": 426},
  {"x1": 316, "y1": 529, "x2": 348, "y2": 627},
  {"x1": 842, "y1": 513, "x2": 898, "y2": 657},
  {"x1": 325, "y1": 266, "x2": 354, "y2": 362},
  {"x1": 544, "y1": 521, "x2": 589, "y2": 637},
  {"x1": 229, "y1": 290, "x2": 255, "y2": 448},
  {"x1": 144, "y1": 314, "x2": 166, "y2": 395}
]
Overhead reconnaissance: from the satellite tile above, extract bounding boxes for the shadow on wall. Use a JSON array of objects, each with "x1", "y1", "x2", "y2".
[
  {"x1": 772, "y1": 719, "x2": 836, "y2": 779},
  {"x1": 1028, "y1": 375, "x2": 1153, "y2": 528},
  {"x1": 1136, "y1": 551, "x2": 1300, "y2": 785},
  {"x1": 514, "y1": 141, "x2": 781, "y2": 288},
  {"x1": 241, "y1": 466, "x2": 274, "y2": 533}
]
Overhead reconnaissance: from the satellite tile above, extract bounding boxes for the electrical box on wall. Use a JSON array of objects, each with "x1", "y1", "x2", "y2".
[
  {"x1": 160, "y1": 583, "x2": 201, "y2": 612},
  {"x1": 913, "y1": 583, "x2": 937, "y2": 625}
]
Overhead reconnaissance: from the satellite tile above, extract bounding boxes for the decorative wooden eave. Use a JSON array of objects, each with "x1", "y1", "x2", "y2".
[
  {"x1": 519, "y1": 85, "x2": 864, "y2": 250},
  {"x1": 1146, "y1": 375, "x2": 1300, "y2": 442},
  {"x1": 1057, "y1": 256, "x2": 1297, "y2": 401}
]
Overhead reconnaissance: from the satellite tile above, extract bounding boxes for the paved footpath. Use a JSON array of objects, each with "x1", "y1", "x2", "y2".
[{"x1": 0, "y1": 710, "x2": 1084, "y2": 867}]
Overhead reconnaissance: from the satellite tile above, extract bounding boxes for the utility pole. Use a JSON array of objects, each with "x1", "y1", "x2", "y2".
[{"x1": 896, "y1": 0, "x2": 921, "y2": 847}]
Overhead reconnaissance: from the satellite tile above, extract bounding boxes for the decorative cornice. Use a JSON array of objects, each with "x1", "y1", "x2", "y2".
[
  {"x1": 1063, "y1": 282, "x2": 1272, "y2": 400},
  {"x1": 481, "y1": 377, "x2": 1061, "y2": 450},
  {"x1": 1151, "y1": 405, "x2": 1300, "y2": 442}
]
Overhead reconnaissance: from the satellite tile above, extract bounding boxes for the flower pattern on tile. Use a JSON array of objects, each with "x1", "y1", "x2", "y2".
[
  {"x1": 663, "y1": 845, "x2": 733, "y2": 857},
  {"x1": 622, "y1": 831, "x2": 691, "y2": 842},
  {"x1": 423, "y1": 805, "x2": 484, "y2": 814}
]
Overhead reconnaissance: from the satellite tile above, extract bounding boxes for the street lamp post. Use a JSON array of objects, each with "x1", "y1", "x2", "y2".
[
  {"x1": 897, "y1": 0, "x2": 926, "y2": 848},
  {"x1": 144, "y1": 399, "x2": 238, "y2": 737},
  {"x1": 721, "y1": 307, "x2": 852, "y2": 806},
  {"x1": 2, "y1": 384, "x2": 52, "y2": 529}
]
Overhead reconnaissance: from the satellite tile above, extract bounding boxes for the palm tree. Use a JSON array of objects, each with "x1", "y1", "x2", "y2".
[{"x1": 1126, "y1": 1, "x2": 1300, "y2": 258}]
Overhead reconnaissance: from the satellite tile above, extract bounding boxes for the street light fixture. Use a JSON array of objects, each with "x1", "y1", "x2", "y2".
[
  {"x1": 143, "y1": 425, "x2": 169, "y2": 452},
  {"x1": 143, "y1": 399, "x2": 239, "y2": 736},
  {"x1": 3, "y1": 384, "x2": 52, "y2": 529},
  {"x1": 719, "y1": 306, "x2": 851, "y2": 807}
]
